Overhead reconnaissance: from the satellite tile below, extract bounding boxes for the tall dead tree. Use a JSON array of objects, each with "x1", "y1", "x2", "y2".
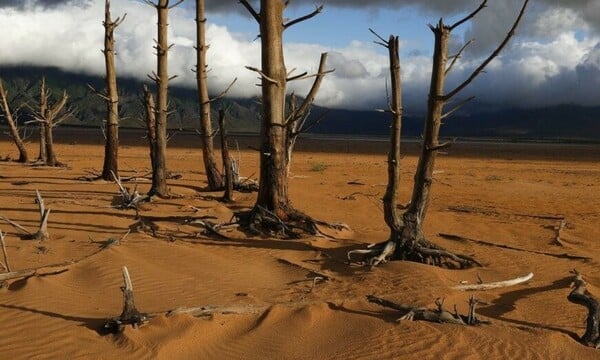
[
  {"x1": 348, "y1": 0, "x2": 529, "y2": 267},
  {"x1": 196, "y1": 0, "x2": 222, "y2": 191},
  {"x1": 32, "y1": 78, "x2": 70, "y2": 167},
  {"x1": 98, "y1": 0, "x2": 126, "y2": 181},
  {"x1": 238, "y1": 0, "x2": 330, "y2": 234},
  {"x1": 144, "y1": 0, "x2": 184, "y2": 197},
  {"x1": 0, "y1": 80, "x2": 29, "y2": 163}
]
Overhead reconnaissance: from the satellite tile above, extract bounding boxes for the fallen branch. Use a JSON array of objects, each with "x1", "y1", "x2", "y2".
[
  {"x1": 111, "y1": 171, "x2": 149, "y2": 213},
  {"x1": 367, "y1": 295, "x2": 486, "y2": 325},
  {"x1": 1, "y1": 191, "x2": 51, "y2": 240},
  {"x1": 567, "y1": 270, "x2": 600, "y2": 348},
  {"x1": 453, "y1": 272, "x2": 533, "y2": 291},
  {"x1": 0, "y1": 230, "x2": 11, "y2": 272}
]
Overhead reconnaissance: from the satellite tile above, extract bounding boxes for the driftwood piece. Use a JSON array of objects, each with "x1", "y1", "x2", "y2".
[
  {"x1": 112, "y1": 171, "x2": 149, "y2": 213},
  {"x1": 104, "y1": 266, "x2": 147, "y2": 333},
  {"x1": 367, "y1": 295, "x2": 485, "y2": 325},
  {"x1": 165, "y1": 304, "x2": 269, "y2": 318},
  {"x1": 0, "y1": 230, "x2": 11, "y2": 272},
  {"x1": 452, "y1": 272, "x2": 533, "y2": 291},
  {"x1": 567, "y1": 270, "x2": 600, "y2": 348},
  {"x1": 0, "y1": 191, "x2": 51, "y2": 240}
]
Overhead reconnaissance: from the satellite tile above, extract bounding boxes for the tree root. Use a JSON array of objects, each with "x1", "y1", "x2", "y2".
[
  {"x1": 567, "y1": 270, "x2": 600, "y2": 348},
  {"x1": 233, "y1": 205, "x2": 345, "y2": 239},
  {"x1": 367, "y1": 294, "x2": 487, "y2": 325},
  {"x1": 348, "y1": 236, "x2": 481, "y2": 269},
  {"x1": 111, "y1": 171, "x2": 150, "y2": 214}
]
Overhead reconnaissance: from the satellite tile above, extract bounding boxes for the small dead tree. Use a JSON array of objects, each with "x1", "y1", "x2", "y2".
[
  {"x1": 218, "y1": 108, "x2": 234, "y2": 202},
  {"x1": 31, "y1": 78, "x2": 71, "y2": 167},
  {"x1": 0, "y1": 80, "x2": 29, "y2": 163},
  {"x1": 144, "y1": 0, "x2": 185, "y2": 197},
  {"x1": 285, "y1": 52, "x2": 332, "y2": 177},
  {"x1": 238, "y1": 0, "x2": 331, "y2": 235},
  {"x1": 567, "y1": 270, "x2": 600, "y2": 348},
  {"x1": 96, "y1": 0, "x2": 126, "y2": 180},
  {"x1": 348, "y1": 0, "x2": 529, "y2": 267},
  {"x1": 143, "y1": 84, "x2": 158, "y2": 178}
]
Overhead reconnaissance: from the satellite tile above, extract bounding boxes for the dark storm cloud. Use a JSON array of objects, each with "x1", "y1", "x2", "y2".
[{"x1": 0, "y1": 0, "x2": 90, "y2": 9}]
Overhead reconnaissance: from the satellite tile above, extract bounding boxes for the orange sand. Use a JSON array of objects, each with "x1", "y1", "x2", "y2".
[{"x1": 0, "y1": 131, "x2": 599, "y2": 359}]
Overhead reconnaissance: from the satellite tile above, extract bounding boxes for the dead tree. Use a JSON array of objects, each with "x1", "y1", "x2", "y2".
[
  {"x1": 238, "y1": 0, "x2": 330, "y2": 235},
  {"x1": 31, "y1": 78, "x2": 71, "y2": 167},
  {"x1": 196, "y1": 0, "x2": 222, "y2": 191},
  {"x1": 567, "y1": 270, "x2": 600, "y2": 348},
  {"x1": 347, "y1": 0, "x2": 529, "y2": 267},
  {"x1": 144, "y1": 0, "x2": 184, "y2": 197},
  {"x1": 218, "y1": 108, "x2": 234, "y2": 202},
  {"x1": 0, "y1": 80, "x2": 29, "y2": 163},
  {"x1": 285, "y1": 52, "x2": 331, "y2": 177},
  {"x1": 143, "y1": 84, "x2": 158, "y2": 178},
  {"x1": 97, "y1": 0, "x2": 126, "y2": 180}
]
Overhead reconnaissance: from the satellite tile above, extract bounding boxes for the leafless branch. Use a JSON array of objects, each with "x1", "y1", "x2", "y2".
[
  {"x1": 239, "y1": 0, "x2": 260, "y2": 23},
  {"x1": 444, "y1": 0, "x2": 529, "y2": 100},
  {"x1": 449, "y1": 0, "x2": 488, "y2": 31},
  {"x1": 445, "y1": 39, "x2": 474, "y2": 75},
  {"x1": 284, "y1": 5, "x2": 323, "y2": 29}
]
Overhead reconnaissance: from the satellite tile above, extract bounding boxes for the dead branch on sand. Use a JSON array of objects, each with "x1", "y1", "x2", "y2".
[
  {"x1": 104, "y1": 266, "x2": 147, "y2": 333},
  {"x1": 452, "y1": 272, "x2": 533, "y2": 291},
  {"x1": 111, "y1": 171, "x2": 149, "y2": 214},
  {"x1": 367, "y1": 294, "x2": 487, "y2": 325},
  {"x1": 567, "y1": 270, "x2": 600, "y2": 348},
  {"x1": 0, "y1": 190, "x2": 51, "y2": 240}
]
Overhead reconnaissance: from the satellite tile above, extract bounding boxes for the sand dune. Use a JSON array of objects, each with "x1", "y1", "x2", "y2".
[{"x1": 0, "y1": 137, "x2": 599, "y2": 359}]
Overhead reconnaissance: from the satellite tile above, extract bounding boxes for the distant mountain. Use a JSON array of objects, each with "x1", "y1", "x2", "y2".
[{"x1": 0, "y1": 65, "x2": 598, "y2": 141}]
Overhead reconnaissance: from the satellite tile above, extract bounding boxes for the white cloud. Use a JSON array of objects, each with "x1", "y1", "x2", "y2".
[{"x1": 0, "y1": 0, "x2": 598, "y2": 112}]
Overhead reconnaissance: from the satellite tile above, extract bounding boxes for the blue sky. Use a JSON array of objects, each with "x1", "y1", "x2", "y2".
[{"x1": 0, "y1": 0, "x2": 598, "y2": 112}]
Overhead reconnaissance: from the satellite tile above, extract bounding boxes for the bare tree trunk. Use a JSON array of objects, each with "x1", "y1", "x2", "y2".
[
  {"x1": 146, "y1": 0, "x2": 179, "y2": 197},
  {"x1": 100, "y1": 0, "x2": 125, "y2": 181},
  {"x1": 143, "y1": 85, "x2": 157, "y2": 179},
  {"x1": 37, "y1": 78, "x2": 48, "y2": 163},
  {"x1": 36, "y1": 78, "x2": 68, "y2": 167},
  {"x1": 0, "y1": 80, "x2": 29, "y2": 163},
  {"x1": 196, "y1": 0, "x2": 223, "y2": 191},
  {"x1": 44, "y1": 114, "x2": 58, "y2": 167},
  {"x1": 218, "y1": 108, "x2": 233, "y2": 202},
  {"x1": 256, "y1": 0, "x2": 289, "y2": 219},
  {"x1": 399, "y1": 22, "x2": 449, "y2": 243},
  {"x1": 382, "y1": 36, "x2": 403, "y2": 236}
]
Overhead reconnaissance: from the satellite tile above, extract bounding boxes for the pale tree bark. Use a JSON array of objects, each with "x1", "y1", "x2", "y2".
[
  {"x1": 348, "y1": 0, "x2": 529, "y2": 268},
  {"x1": 0, "y1": 80, "x2": 29, "y2": 163},
  {"x1": 145, "y1": 0, "x2": 183, "y2": 197},
  {"x1": 196, "y1": 0, "x2": 223, "y2": 191},
  {"x1": 100, "y1": 0, "x2": 126, "y2": 181}
]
